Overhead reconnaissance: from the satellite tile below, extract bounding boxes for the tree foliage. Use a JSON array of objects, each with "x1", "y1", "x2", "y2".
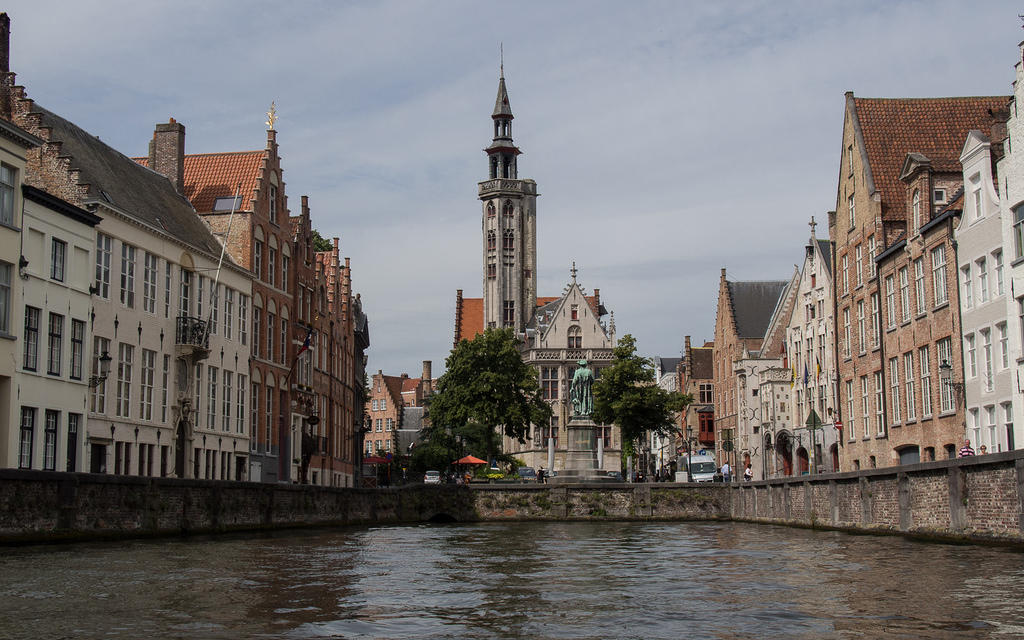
[
  {"x1": 427, "y1": 328, "x2": 552, "y2": 462},
  {"x1": 311, "y1": 229, "x2": 333, "y2": 253},
  {"x1": 592, "y1": 334, "x2": 691, "y2": 453}
]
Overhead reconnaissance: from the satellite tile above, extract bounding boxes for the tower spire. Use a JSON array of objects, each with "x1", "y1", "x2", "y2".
[{"x1": 500, "y1": 42, "x2": 504, "y2": 78}]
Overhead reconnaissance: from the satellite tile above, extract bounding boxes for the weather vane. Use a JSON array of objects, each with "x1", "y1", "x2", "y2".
[{"x1": 266, "y1": 101, "x2": 278, "y2": 130}]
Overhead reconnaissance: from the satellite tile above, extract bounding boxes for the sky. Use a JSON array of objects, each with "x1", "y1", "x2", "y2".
[{"x1": 4, "y1": 1, "x2": 1023, "y2": 375}]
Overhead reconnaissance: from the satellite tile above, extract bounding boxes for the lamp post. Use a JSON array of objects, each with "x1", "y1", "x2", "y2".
[
  {"x1": 686, "y1": 425, "x2": 693, "y2": 482},
  {"x1": 88, "y1": 351, "x2": 113, "y2": 388},
  {"x1": 939, "y1": 359, "x2": 964, "y2": 408}
]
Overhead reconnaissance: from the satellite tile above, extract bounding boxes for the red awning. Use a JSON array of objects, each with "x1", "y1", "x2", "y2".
[
  {"x1": 363, "y1": 456, "x2": 389, "y2": 464},
  {"x1": 453, "y1": 455, "x2": 487, "y2": 465}
]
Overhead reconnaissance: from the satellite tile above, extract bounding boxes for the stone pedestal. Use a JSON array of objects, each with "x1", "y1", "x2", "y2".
[{"x1": 550, "y1": 416, "x2": 615, "y2": 483}]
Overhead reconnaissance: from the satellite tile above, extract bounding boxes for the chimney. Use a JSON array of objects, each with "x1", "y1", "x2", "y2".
[
  {"x1": 0, "y1": 13, "x2": 10, "y2": 120},
  {"x1": 400, "y1": 373, "x2": 409, "y2": 380},
  {"x1": 148, "y1": 118, "x2": 186, "y2": 194},
  {"x1": 422, "y1": 360, "x2": 433, "y2": 396},
  {"x1": 593, "y1": 288, "x2": 600, "y2": 304}
]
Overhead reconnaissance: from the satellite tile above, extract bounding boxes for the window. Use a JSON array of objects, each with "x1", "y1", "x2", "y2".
[
  {"x1": 486, "y1": 202, "x2": 495, "y2": 218},
  {"x1": 381, "y1": 398, "x2": 386, "y2": 411},
  {"x1": 91, "y1": 336, "x2": 110, "y2": 414},
  {"x1": 95, "y1": 233, "x2": 111, "y2": 298},
  {"x1": 164, "y1": 262, "x2": 171, "y2": 318},
  {"x1": 375, "y1": 418, "x2": 382, "y2": 432},
  {"x1": 224, "y1": 288, "x2": 234, "y2": 340},
  {"x1": 268, "y1": 247, "x2": 277, "y2": 288},
  {"x1": 912, "y1": 189, "x2": 921, "y2": 235},
  {"x1": 904, "y1": 352, "x2": 916, "y2": 421},
  {"x1": 889, "y1": 357, "x2": 900, "y2": 424},
  {"x1": 51, "y1": 238, "x2": 66, "y2": 281},
  {"x1": 870, "y1": 293, "x2": 880, "y2": 348},
  {"x1": 282, "y1": 255, "x2": 289, "y2": 290},
  {"x1": 699, "y1": 383, "x2": 714, "y2": 404},
  {"x1": 120, "y1": 243, "x2": 136, "y2": 308},
  {"x1": 855, "y1": 245, "x2": 863, "y2": 287},
  {"x1": 237, "y1": 374, "x2": 246, "y2": 434},
  {"x1": 845, "y1": 380, "x2": 855, "y2": 440},
  {"x1": 920, "y1": 347, "x2": 932, "y2": 417},
  {"x1": 66, "y1": 414, "x2": 79, "y2": 472},
  {"x1": 965, "y1": 334, "x2": 977, "y2": 378},
  {"x1": 197, "y1": 275, "x2": 204, "y2": 320},
  {"x1": 571, "y1": 304, "x2": 579, "y2": 321},
  {"x1": 848, "y1": 194, "x2": 855, "y2": 229},
  {"x1": 279, "y1": 313, "x2": 287, "y2": 364},
  {"x1": 179, "y1": 268, "x2": 191, "y2": 317},
  {"x1": 503, "y1": 301, "x2": 514, "y2": 327},
  {"x1": 856, "y1": 301, "x2": 865, "y2": 354},
  {"x1": 868, "y1": 236, "x2": 877, "y2": 277},
  {"x1": 504, "y1": 202, "x2": 514, "y2": 218},
  {"x1": 503, "y1": 229, "x2": 514, "y2": 251},
  {"x1": 143, "y1": 252, "x2": 157, "y2": 313},
  {"x1": 961, "y1": 266, "x2": 972, "y2": 309},
  {"x1": 23, "y1": 306, "x2": 39, "y2": 371},
  {"x1": 486, "y1": 262, "x2": 496, "y2": 278},
  {"x1": 885, "y1": 276, "x2": 896, "y2": 329},
  {"x1": 931, "y1": 246, "x2": 947, "y2": 306},
  {"x1": 43, "y1": 409, "x2": 58, "y2": 471},
  {"x1": 207, "y1": 366, "x2": 218, "y2": 429},
  {"x1": 541, "y1": 367, "x2": 558, "y2": 400},
  {"x1": 860, "y1": 376, "x2": 870, "y2": 439},
  {"x1": 19, "y1": 407, "x2": 34, "y2": 469},
  {"x1": 899, "y1": 267, "x2": 909, "y2": 322},
  {"x1": 140, "y1": 349, "x2": 155, "y2": 421},
  {"x1": 70, "y1": 319, "x2": 84, "y2": 380},
  {"x1": 995, "y1": 251, "x2": 1004, "y2": 296},
  {"x1": 223, "y1": 370, "x2": 233, "y2": 432},
  {"x1": 842, "y1": 308, "x2": 851, "y2": 358},
  {"x1": 213, "y1": 195, "x2": 242, "y2": 211},
  {"x1": 254, "y1": 241, "x2": 263, "y2": 280},
  {"x1": 978, "y1": 258, "x2": 989, "y2": 303},
  {"x1": 372, "y1": 399, "x2": 378, "y2": 411},
  {"x1": 252, "y1": 307, "x2": 261, "y2": 358},
  {"x1": 847, "y1": 144, "x2": 854, "y2": 174},
  {"x1": 933, "y1": 188, "x2": 946, "y2": 204},
  {"x1": 568, "y1": 325, "x2": 582, "y2": 349},
  {"x1": 981, "y1": 329, "x2": 993, "y2": 392},
  {"x1": 210, "y1": 283, "x2": 219, "y2": 335},
  {"x1": 1004, "y1": 403, "x2": 1014, "y2": 451},
  {"x1": 874, "y1": 372, "x2": 885, "y2": 434},
  {"x1": 971, "y1": 174, "x2": 983, "y2": 220},
  {"x1": 0, "y1": 163, "x2": 15, "y2": 226},
  {"x1": 937, "y1": 338, "x2": 954, "y2": 413},
  {"x1": 239, "y1": 295, "x2": 248, "y2": 345},
  {"x1": 998, "y1": 323, "x2": 1009, "y2": 369},
  {"x1": 386, "y1": 417, "x2": 394, "y2": 431},
  {"x1": 116, "y1": 343, "x2": 133, "y2": 418},
  {"x1": 269, "y1": 184, "x2": 277, "y2": 223},
  {"x1": 267, "y1": 313, "x2": 275, "y2": 362},
  {"x1": 487, "y1": 230, "x2": 496, "y2": 251},
  {"x1": 914, "y1": 258, "x2": 925, "y2": 315},
  {"x1": 46, "y1": 313, "x2": 62, "y2": 376},
  {"x1": 0, "y1": 261, "x2": 10, "y2": 334}
]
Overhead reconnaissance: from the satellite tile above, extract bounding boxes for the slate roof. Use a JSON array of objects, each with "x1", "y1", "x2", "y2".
[
  {"x1": 726, "y1": 280, "x2": 789, "y2": 339},
  {"x1": 493, "y1": 75, "x2": 513, "y2": 118},
  {"x1": 136, "y1": 150, "x2": 266, "y2": 214},
  {"x1": 851, "y1": 95, "x2": 1008, "y2": 220},
  {"x1": 32, "y1": 105, "x2": 224, "y2": 257},
  {"x1": 689, "y1": 347, "x2": 713, "y2": 379},
  {"x1": 816, "y1": 239, "x2": 832, "y2": 277},
  {"x1": 657, "y1": 357, "x2": 681, "y2": 377}
]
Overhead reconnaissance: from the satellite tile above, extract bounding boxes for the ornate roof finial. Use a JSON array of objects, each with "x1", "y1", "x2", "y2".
[
  {"x1": 570, "y1": 261, "x2": 577, "y2": 282},
  {"x1": 808, "y1": 215, "x2": 817, "y2": 239},
  {"x1": 265, "y1": 101, "x2": 278, "y2": 130},
  {"x1": 500, "y1": 42, "x2": 504, "y2": 78}
]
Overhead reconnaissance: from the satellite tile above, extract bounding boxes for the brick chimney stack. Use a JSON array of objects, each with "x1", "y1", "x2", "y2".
[
  {"x1": 0, "y1": 13, "x2": 11, "y2": 120},
  {"x1": 148, "y1": 118, "x2": 186, "y2": 195},
  {"x1": 422, "y1": 360, "x2": 432, "y2": 396}
]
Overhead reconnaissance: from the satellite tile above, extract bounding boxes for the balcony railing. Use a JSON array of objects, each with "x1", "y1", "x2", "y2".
[{"x1": 175, "y1": 316, "x2": 209, "y2": 350}]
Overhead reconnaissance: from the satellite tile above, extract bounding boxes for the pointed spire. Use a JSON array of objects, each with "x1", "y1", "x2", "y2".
[{"x1": 493, "y1": 68, "x2": 513, "y2": 119}]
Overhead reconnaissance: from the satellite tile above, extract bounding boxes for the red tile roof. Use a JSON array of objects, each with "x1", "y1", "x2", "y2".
[
  {"x1": 136, "y1": 151, "x2": 266, "y2": 213},
  {"x1": 852, "y1": 96, "x2": 1008, "y2": 220},
  {"x1": 401, "y1": 377, "x2": 421, "y2": 394},
  {"x1": 454, "y1": 294, "x2": 602, "y2": 344}
]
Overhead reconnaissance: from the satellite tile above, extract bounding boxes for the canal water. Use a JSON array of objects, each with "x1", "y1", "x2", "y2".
[{"x1": 1, "y1": 521, "x2": 1023, "y2": 639}]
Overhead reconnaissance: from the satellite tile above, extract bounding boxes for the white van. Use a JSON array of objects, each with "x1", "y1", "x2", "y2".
[{"x1": 683, "y1": 453, "x2": 718, "y2": 482}]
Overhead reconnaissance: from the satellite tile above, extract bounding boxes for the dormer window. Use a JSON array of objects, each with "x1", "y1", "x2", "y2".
[
  {"x1": 912, "y1": 189, "x2": 921, "y2": 235},
  {"x1": 213, "y1": 196, "x2": 242, "y2": 212}
]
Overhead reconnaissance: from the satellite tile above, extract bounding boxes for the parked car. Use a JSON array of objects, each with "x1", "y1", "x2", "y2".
[
  {"x1": 517, "y1": 467, "x2": 537, "y2": 481},
  {"x1": 606, "y1": 471, "x2": 623, "y2": 481},
  {"x1": 424, "y1": 470, "x2": 441, "y2": 484}
]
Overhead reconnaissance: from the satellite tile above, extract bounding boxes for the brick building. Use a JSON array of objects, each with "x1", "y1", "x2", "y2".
[
  {"x1": 365, "y1": 371, "x2": 405, "y2": 457},
  {"x1": 830, "y1": 94, "x2": 1007, "y2": 470},
  {"x1": 680, "y1": 336, "x2": 714, "y2": 452}
]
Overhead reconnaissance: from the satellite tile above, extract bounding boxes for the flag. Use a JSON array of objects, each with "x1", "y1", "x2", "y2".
[
  {"x1": 802, "y1": 363, "x2": 808, "y2": 388},
  {"x1": 296, "y1": 325, "x2": 313, "y2": 357},
  {"x1": 815, "y1": 357, "x2": 821, "y2": 381},
  {"x1": 790, "y1": 364, "x2": 796, "y2": 389}
]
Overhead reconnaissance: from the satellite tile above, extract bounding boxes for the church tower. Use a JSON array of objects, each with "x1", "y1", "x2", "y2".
[{"x1": 480, "y1": 68, "x2": 538, "y2": 333}]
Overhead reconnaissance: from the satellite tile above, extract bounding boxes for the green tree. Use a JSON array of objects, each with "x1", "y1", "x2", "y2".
[
  {"x1": 311, "y1": 229, "x2": 332, "y2": 252},
  {"x1": 427, "y1": 328, "x2": 552, "y2": 464},
  {"x1": 592, "y1": 334, "x2": 691, "y2": 458}
]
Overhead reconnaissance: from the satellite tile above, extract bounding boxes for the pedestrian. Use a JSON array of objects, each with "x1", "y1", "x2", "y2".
[
  {"x1": 537, "y1": 467, "x2": 546, "y2": 484},
  {"x1": 979, "y1": 444, "x2": 988, "y2": 455},
  {"x1": 743, "y1": 463, "x2": 753, "y2": 481},
  {"x1": 721, "y1": 461, "x2": 731, "y2": 482},
  {"x1": 958, "y1": 439, "x2": 976, "y2": 457}
]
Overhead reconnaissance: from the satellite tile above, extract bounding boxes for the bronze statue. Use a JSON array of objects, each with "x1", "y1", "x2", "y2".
[{"x1": 570, "y1": 359, "x2": 594, "y2": 417}]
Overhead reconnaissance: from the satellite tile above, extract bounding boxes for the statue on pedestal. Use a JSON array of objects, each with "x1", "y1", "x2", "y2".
[{"x1": 570, "y1": 359, "x2": 594, "y2": 418}]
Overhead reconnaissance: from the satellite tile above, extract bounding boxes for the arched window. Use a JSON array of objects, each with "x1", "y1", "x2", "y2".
[
  {"x1": 486, "y1": 202, "x2": 496, "y2": 218},
  {"x1": 567, "y1": 325, "x2": 582, "y2": 349},
  {"x1": 487, "y1": 230, "x2": 496, "y2": 251},
  {"x1": 912, "y1": 189, "x2": 921, "y2": 235},
  {"x1": 503, "y1": 202, "x2": 514, "y2": 218},
  {"x1": 503, "y1": 229, "x2": 514, "y2": 251}
]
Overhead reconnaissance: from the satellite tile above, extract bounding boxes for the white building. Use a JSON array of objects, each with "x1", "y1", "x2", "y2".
[
  {"x1": 15, "y1": 185, "x2": 100, "y2": 472},
  {"x1": 650, "y1": 356, "x2": 681, "y2": 477},
  {"x1": 959, "y1": 129, "x2": 1014, "y2": 452}
]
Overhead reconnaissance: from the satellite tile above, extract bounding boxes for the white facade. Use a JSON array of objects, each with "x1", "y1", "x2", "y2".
[
  {"x1": 998, "y1": 41, "x2": 1024, "y2": 452},
  {"x1": 88, "y1": 207, "x2": 252, "y2": 479},
  {"x1": 734, "y1": 354, "x2": 782, "y2": 480},
  {"x1": 959, "y1": 130, "x2": 1014, "y2": 453},
  {"x1": 13, "y1": 187, "x2": 99, "y2": 472}
]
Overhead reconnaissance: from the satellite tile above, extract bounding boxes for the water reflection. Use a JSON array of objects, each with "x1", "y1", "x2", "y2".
[{"x1": 0, "y1": 522, "x2": 1023, "y2": 639}]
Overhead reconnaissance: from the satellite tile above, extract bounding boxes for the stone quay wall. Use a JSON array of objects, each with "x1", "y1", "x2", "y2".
[{"x1": 1, "y1": 450, "x2": 1023, "y2": 545}]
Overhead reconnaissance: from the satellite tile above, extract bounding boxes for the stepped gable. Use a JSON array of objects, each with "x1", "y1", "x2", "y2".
[
  {"x1": 138, "y1": 151, "x2": 266, "y2": 214},
  {"x1": 22, "y1": 104, "x2": 223, "y2": 257},
  {"x1": 851, "y1": 95, "x2": 1008, "y2": 220},
  {"x1": 725, "y1": 279, "x2": 789, "y2": 340}
]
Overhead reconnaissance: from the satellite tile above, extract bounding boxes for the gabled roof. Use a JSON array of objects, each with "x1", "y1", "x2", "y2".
[
  {"x1": 689, "y1": 347, "x2": 713, "y2": 379},
  {"x1": 656, "y1": 357, "x2": 681, "y2": 378},
  {"x1": 726, "y1": 280, "x2": 789, "y2": 339},
  {"x1": 136, "y1": 150, "x2": 266, "y2": 214},
  {"x1": 816, "y1": 239, "x2": 832, "y2": 277},
  {"x1": 850, "y1": 95, "x2": 1008, "y2": 220},
  {"x1": 454, "y1": 293, "x2": 602, "y2": 344},
  {"x1": 31, "y1": 105, "x2": 223, "y2": 257}
]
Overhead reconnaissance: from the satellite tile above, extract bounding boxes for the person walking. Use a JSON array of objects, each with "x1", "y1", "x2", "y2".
[
  {"x1": 958, "y1": 440, "x2": 976, "y2": 457},
  {"x1": 743, "y1": 463, "x2": 753, "y2": 481},
  {"x1": 721, "y1": 461, "x2": 732, "y2": 482}
]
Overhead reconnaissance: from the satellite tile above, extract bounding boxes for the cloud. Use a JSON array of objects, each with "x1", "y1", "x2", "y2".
[{"x1": 4, "y1": 0, "x2": 1021, "y2": 373}]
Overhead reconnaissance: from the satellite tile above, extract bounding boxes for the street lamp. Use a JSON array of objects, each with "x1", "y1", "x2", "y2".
[
  {"x1": 939, "y1": 359, "x2": 964, "y2": 408},
  {"x1": 88, "y1": 351, "x2": 112, "y2": 388},
  {"x1": 686, "y1": 425, "x2": 694, "y2": 482}
]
